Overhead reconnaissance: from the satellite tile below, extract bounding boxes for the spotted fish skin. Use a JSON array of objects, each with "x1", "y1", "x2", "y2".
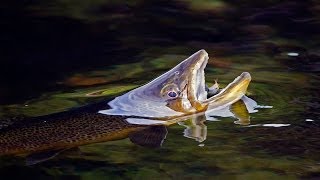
[{"x1": 0, "y1": 102, "x2": 146, "y2": 155}]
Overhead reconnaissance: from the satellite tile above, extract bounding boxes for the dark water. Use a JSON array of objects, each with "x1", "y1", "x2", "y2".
[{"x1": 1, "y1": 0, "x2": 320, "y2": 179}]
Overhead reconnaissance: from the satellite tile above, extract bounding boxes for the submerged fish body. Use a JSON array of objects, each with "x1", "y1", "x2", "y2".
[
  {"x1": 0, "y1": 49, "x2": 260, "y2": 163},
  {"x1": 0, "y1": 105, "x2": 144, "y2": 155},
  {"x1": 0, "y1": 104, "x2": 169, "y2": 166}
]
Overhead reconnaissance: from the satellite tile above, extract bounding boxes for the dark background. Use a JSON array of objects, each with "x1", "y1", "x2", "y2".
[{"x1": 1, "y1": 0, "x2": 319, "y2": 104}]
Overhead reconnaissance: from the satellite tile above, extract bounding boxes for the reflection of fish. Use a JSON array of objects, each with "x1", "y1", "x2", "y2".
[
  {"x1": 0, "y1": 50, "x2": 252, "y2": 164},
  {"x1": 178, "y1": 97, "x2": 256, "y2": 143},
  {"x1": 230, "y1": 99, "x2": 250, "y2": 125},
  {"x1": 178, "y1": 115, "x2": 207, "y2": 142},
  {"x1": 205, "y1": 96, "x2": 260, "y2": 123}
]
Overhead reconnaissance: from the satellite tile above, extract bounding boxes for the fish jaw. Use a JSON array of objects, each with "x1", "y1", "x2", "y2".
[
  {"x1": 202, "y1": 72, "x2": 252, "y2": 110},
  {"x1": 186, "y1": 50, "x2": 209, "y2": 111},
  {"x1": 183, "y1": 51, "x2": 252, "y2": 113}
]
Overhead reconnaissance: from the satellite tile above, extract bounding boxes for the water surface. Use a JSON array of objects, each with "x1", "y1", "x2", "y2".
[{"x1": 1, "y1": 0, "x2": 320, "y2": 179}]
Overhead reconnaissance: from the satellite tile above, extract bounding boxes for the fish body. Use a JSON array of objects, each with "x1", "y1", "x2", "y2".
[
  {"x1": 0, "y1": 102, "x2": 147, "y2": 155},
  {"x1": 0, "y1": 49, "x2": 254, "y2": 162}
]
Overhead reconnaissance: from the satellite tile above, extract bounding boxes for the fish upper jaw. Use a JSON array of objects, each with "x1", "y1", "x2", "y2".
[{"x1": 186, "y1": 49, "x2": 209, "y2": 111}]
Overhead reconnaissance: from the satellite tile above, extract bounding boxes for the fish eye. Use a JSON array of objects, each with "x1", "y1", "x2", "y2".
[{"x1": 168, "y1": 91, "x2": 177, "y2": 98}]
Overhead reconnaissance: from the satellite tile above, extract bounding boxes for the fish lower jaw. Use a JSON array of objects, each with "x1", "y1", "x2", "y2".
[{"x1": 200, "y1": 72, "x2": 251, "y2": 109}]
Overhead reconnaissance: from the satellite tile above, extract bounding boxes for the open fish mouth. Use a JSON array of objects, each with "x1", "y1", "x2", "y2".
[
  {"x1": 187, "y1": 50, "x2": 251, "y2": 111},
  {"x1": 100, "y1": 49, "x2": 251, "y2": 119}
]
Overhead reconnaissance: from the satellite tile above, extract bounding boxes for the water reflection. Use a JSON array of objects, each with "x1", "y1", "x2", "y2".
[
  {"x1": 179, "y1": 115, "x2": 207, "y2": 142},
  {"x1": 177, "y1": 95, "x2": 273, "y2": 143}
]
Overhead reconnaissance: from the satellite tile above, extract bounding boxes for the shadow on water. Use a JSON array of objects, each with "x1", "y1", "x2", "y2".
[{"x1": 1, "y1": 0, "x2": 320, "y2": 179}]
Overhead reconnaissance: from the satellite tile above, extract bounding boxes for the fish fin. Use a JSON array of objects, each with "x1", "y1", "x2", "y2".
[
  {"x1": 26, "y1": 149, "x2": 65, "y2": 166},
  {"x1": 129, "y1": 126, "x2": 168, "y2": 148}
]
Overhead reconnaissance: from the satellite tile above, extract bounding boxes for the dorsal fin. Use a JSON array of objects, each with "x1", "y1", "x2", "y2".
[{"x1": 129, "y1": 126, "x2": 168, "y2": 148}]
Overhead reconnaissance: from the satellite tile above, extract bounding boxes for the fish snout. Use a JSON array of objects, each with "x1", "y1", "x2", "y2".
[{"x1": 194, "y1": 49, "x2": 209, "y2": 60}]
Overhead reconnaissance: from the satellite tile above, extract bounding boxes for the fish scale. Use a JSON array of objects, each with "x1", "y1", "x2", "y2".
[{"x1": 0, "y1": 111, "x2": 145, "y2": 155}]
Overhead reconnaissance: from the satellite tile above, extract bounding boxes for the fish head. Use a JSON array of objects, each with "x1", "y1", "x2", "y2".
[
  {"x1": 99, "y1": 49, "x2": 251, "y2": 119},
  {"x1": 136, "y1": 49, "x2": 209, "y2": 113}
]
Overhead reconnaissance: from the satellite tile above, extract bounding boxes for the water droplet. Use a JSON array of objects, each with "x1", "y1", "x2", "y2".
[
  {"x1": 262, "y1": 124, "x2": 290, "y2": 127},
  {"x1": 287, "y1": 52, "x2": 299, "y2": 57},
  {"x1": 306, "y1": 119, "x2": 314, "y2": 122},
  {"x1": 247, "y1": 124, "x2": 291, "y2": 128}
]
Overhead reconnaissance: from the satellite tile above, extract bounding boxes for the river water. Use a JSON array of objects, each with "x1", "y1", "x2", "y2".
[{"x1": 0, "y1": 0, "x2": 319, "y2": 179}]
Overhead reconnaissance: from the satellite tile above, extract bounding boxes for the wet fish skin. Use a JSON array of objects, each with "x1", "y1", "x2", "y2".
[{"x1": 0, "y1": 102, "x2": 149, "y2": 155}]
